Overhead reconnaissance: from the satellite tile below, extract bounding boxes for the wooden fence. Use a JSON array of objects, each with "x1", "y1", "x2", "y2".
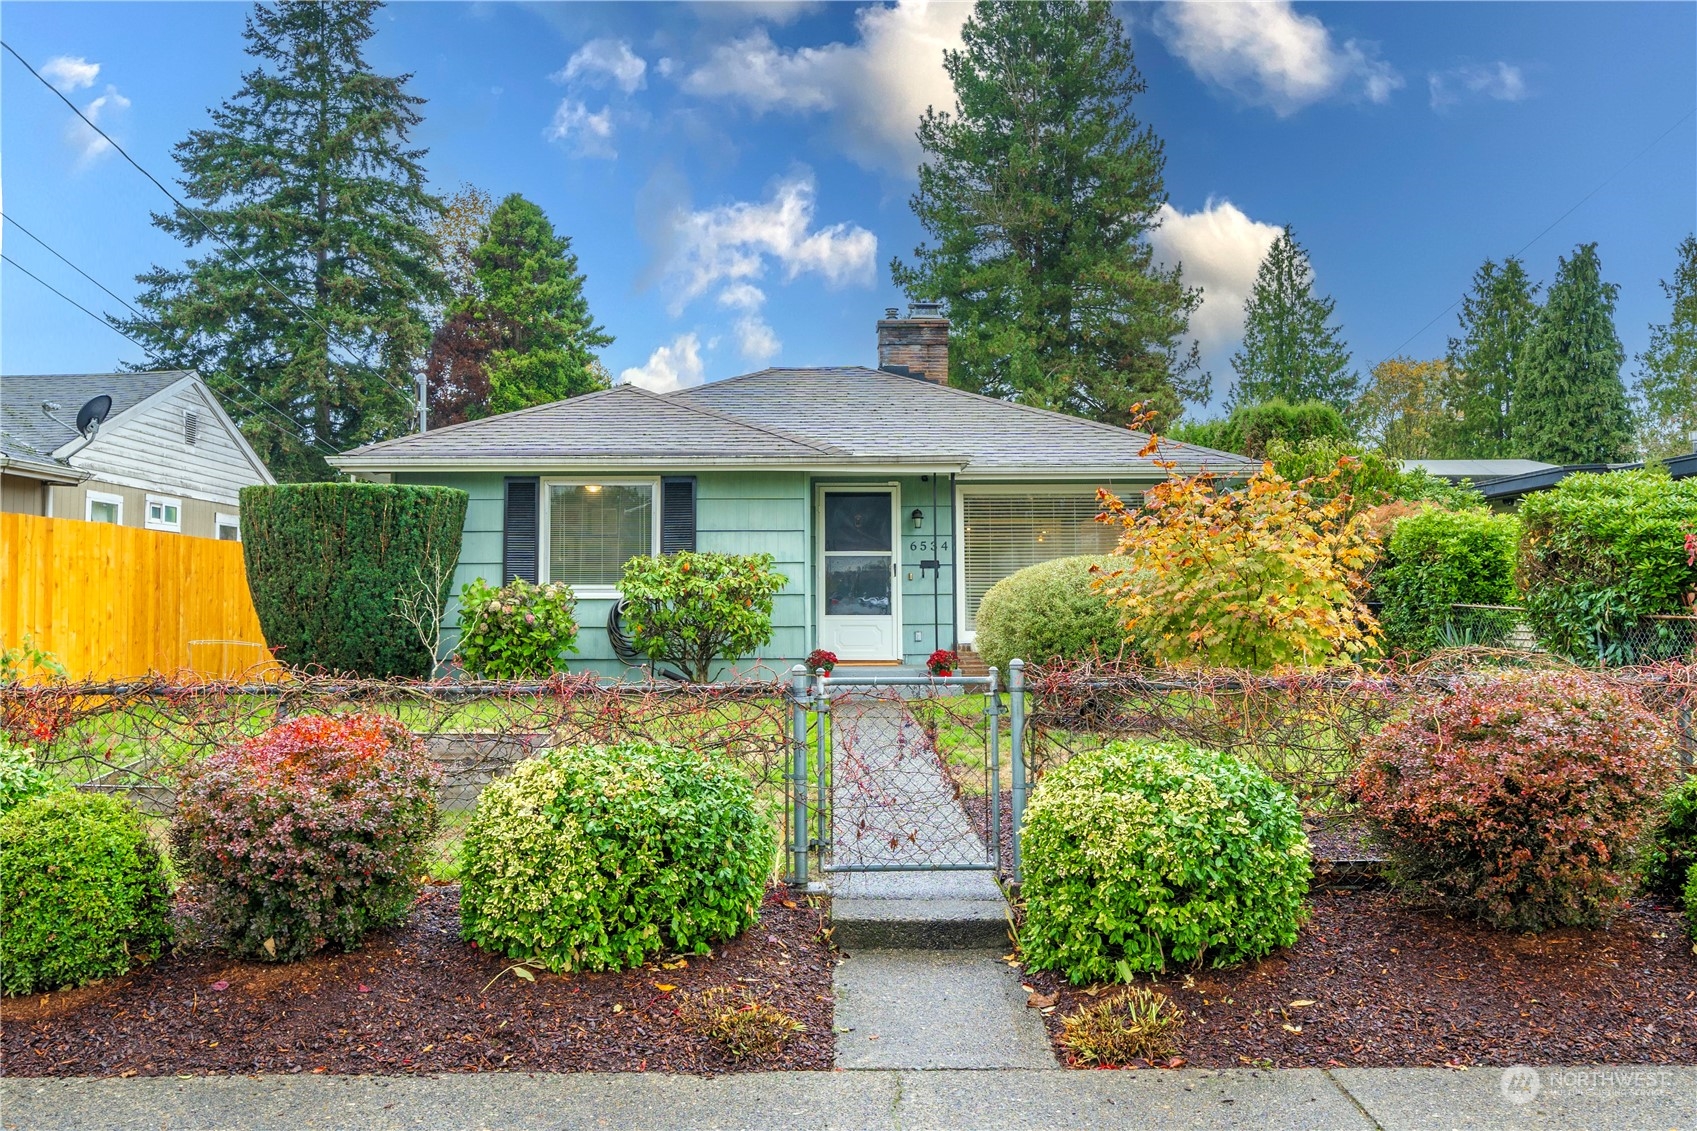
[{"x1": 1, "y1": 513, "x2": 275, "y2": 680}]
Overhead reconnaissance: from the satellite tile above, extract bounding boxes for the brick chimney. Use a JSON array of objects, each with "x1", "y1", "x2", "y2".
[{"x1": 877, "y1": 302, "x2": 950, "y2": 385}]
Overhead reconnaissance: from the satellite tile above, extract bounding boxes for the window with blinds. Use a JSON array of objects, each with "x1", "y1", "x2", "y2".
[
  {"x1": 547, "y1": 483, "x2": 654, "y2": 588},
  {"x1": 960, "y1": 491, "x2": 1120, "y2": 631}
]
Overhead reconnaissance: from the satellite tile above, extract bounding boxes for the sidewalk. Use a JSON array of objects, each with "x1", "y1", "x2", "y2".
[{"x1": 5, "y1": 1066, "x2": 1693, "y2": 1130}]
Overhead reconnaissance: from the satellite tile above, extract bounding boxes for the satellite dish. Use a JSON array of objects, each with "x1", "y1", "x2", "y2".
[{"x1": 74, "y1": 395, "x2": 113, "y2": 439}]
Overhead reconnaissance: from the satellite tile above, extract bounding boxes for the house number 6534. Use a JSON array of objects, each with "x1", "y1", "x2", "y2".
[{"x1": 908, "y1": 538, "x2": 949, "y2": 552}]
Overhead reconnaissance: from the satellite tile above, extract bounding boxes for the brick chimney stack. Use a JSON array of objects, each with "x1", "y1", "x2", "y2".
[{"x1": 877, "y1": 302, "x2": 950, "y2": 385}]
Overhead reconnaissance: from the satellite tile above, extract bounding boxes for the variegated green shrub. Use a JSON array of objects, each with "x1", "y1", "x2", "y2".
[
  {"x1": 459, "y1": 741, "x2": 773, "y2": 972},
  {"x1": 1020, "y1": 740, "x2": 1310, "y2": 983}
]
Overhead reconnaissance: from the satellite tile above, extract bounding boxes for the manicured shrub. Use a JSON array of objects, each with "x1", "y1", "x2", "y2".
[
  {"x1": 240, "y1": 482, "x2": 468, "y2": 678},
  {"x1": 460, "y1": 741, "x2": 773, "y2": 972},
  {"x1": 1020, "y1": 740, "x2": 1310, "y2": 982},
  {"x1": 973, "y1": 555, "x2": 1131, "y2": 672},
  {"x1": 1, "y1": 791, "x2": 172, "y2": 995},
  {"x1": 1375, "y1": 508, "x2": 1521, "y2": 655},
  {"x1": 1353, "y1": 673, "x2": 1680, "y2": 931},
  {"x1": 171, "y1": 714, "x2": 441, "y2": 962},
  {"x1": 618, "y1": 552, "x2": 788, "y2": 682},
  {"x1": 1642, "y1": 774, "x2": 1697, "y2": 905},
  {"x1": 0, "y1": 737, "x2": 60, "y2": 814},
  {"x1": 1167, "y1": 397, "x2": 1349, "y2": 458},
  {"x1": 1518, "y1": 469, "x2": 1697, "y2": 665},
  {"x1": 454, "y1": 577, "x2": 579, "y2": 678}
]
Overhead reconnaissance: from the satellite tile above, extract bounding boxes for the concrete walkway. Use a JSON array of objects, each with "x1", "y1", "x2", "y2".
[{"x1": 7, "y1": 1066, "x2": 1694, "y2": 1130}]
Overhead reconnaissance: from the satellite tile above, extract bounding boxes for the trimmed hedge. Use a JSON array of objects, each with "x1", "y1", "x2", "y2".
[
  {"x1": 1020, "y1": 740, "x2": 1310, "y2": 982},
  {"x1": 974, "y1": 556, "x2": 1132, "y2": 673},
  {"x1": 240, "y1": 483, "x2": 468, "y2": 678},
  {"x1": 460, "y1": 741, "x2": 773, "y2": 972},
  {"x1": 1376, "y1": 508, "x2": 1521, "y2": 654},
  {"x1": 1168, "y1": 398, "x2": 1349, "y2": 458},
  {"x1": 1, "y1": 791, "x2": 173, "y2": 995},
  {"x1": 1643, "y1": 775, "x2": 1697, "y2": 906}
]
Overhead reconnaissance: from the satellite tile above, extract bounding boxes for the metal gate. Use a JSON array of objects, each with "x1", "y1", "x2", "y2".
[{"x1": 784, "y1": 662, "x2": 1028, "y2": 886}]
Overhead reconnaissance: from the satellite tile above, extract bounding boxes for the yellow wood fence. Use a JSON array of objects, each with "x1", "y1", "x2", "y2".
[{"x1": 1, "y1": 513, "x2": 276, "y2": 681}]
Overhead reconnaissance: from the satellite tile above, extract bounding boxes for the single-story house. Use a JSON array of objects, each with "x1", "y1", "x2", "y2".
[
  {"x1": 1, "y1": 370, "x2": 275, "y2": 539},
  {"x1": 1406, "y1": 443, "x2": 1697, "y2": 509},
  {"x1": 333, "y1": 306, "x2": 1256, "y2": 677}
]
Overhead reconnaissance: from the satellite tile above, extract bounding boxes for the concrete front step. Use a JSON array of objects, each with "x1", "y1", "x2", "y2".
[{"x1": 829, "y1": 869, "x2": 1011, "y2": 950}]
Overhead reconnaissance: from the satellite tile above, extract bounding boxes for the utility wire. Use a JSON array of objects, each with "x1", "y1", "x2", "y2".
[
  {"x1": 1369, "y1": 107, "x2": 1696, "y2": 370},
  {"x1": 2, "y1": 210, "x2": 148, "y2": 321},
  {"x1": 3, "y1": 251, "x2": 342, "y2": 457},
  {"x1": 1, "y1": 38, "x2": 419, "y2": 407}
]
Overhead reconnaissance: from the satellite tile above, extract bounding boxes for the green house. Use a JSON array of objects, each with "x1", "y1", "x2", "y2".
[{"x1": 332, "y1": 306, "x2": 1254, "y2": 678}]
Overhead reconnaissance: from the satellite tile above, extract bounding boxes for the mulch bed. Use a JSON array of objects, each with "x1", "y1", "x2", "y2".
[
  {"x1": 2, "y1": 886, "x2": 833, "y2": 1078},
  {"x1": 1022, "y1": 891, "x2": 1697, "y2": 1069}
]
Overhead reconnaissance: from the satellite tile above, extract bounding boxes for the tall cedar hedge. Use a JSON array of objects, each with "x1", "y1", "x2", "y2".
[{"x1": 240, "y1": 483, "x2": 467, "y2": 678}]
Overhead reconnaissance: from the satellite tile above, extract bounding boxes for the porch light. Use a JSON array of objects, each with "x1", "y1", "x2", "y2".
[
  {"x1": 583, "y1": 484, "x2": 603, "y2": 493},
  {"x1": 911, "y1": 508, "x2": 924, "y2": 531}
]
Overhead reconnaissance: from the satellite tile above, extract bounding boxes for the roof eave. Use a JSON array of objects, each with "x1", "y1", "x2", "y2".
[{"x1": 329, "y1": 454, "x2": 975, "y2": 474}]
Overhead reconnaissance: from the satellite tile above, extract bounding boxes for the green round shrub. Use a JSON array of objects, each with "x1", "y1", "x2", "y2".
[
  {"x1": 1020, "y1": 740, "x2": 1310, "y2": 983},
  {"x1": 455, "y1": 577, "x2": 580, "y2": 678},
  {"x1": 1376, "y1": 508, "x2": 1520, "y2": 655},
  {"x1": 1643, "y1": 774, "x2": 1697, "y2": 905},
  {"x1": 974, "y1": 556, "x2": 1132, "y2": 673},
  {"x1": 0, "y1": 737, "x2": 60, "y2": 815},
  {"x1": 460, "y1": 741, "x2": 773, "y2": 972},
  {"x1": 1, "y1": 791, "x2": 172, "y2": 995}
]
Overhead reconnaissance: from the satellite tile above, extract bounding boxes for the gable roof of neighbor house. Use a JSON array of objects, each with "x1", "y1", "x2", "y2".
[
  {"x1": 1401, "y1": 458, "x2": 1557, "y2": 485},
  {"x1": 335, "y1": 367, "x2": 1256, "y2": 479},
  {"x1": 1, "y1": 371, "x2": 188, "y2": 462}
]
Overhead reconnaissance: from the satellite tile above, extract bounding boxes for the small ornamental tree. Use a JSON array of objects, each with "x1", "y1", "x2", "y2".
[
  {"x1": 1097, "y1": 457, "x2": 1379, "y2": 671},
  {"x1": 618, "y1": 552, "x2": 788, "y2": 683}
]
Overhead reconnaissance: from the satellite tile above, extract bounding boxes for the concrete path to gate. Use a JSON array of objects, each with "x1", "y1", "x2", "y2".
[{"x1": 8, "y1": 1066, "x2": 1694, "y2": 1130}]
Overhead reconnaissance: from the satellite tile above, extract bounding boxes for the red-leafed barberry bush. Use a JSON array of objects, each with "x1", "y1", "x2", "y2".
[
  {"x1": 171, "y1": 713, "x2": 441, "y2": 962},
  {"x1": 1352, "y1": 672, "x2": 1680, "y2": 931}
]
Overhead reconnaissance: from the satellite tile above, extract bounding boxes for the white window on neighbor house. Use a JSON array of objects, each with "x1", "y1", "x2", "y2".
[
  {"x1": 541, "y1": 479, "x2": 658, "y2": 595},
  {"x1": 215, "y1": 513, "x2": 240, "y2": 541},
  {"x1": 145, "y1": 494, "x2": 183, "y2": 532},
  {"x1": 957, "y1": 488, "x2": 1122, "y2": 636},
  {"x1": 86, "y1": 491, "x2": 124, "y2": 525}
]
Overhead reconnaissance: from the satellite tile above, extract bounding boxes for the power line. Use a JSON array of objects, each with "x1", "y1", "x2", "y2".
[
  {"x1": 0, "y1": 37, "x2": 420, "y2": 408},
  {"x1": 2, "y1": 251, "x2": 342, "y2": 458},
  {"x1": 1, "y1": 210, "x2": 148, "y2": 321},
  {"x1": 1369, "y1": 107, "x2": 1696, "y2": 370}
]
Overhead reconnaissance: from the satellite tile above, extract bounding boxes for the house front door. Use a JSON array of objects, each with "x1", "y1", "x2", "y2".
[{"x1": 818, "y1": 488, "x2": 899, "y2": 662}]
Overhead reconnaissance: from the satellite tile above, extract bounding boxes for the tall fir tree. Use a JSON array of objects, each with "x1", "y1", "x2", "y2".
[
  {"x1": 891, "y1": 0, "x2": 1204, "y2": 427},
  {"x1": 1632, "y1": 234, "x2": 1697, "y2": 460},
  {"x1": 1442, "y1": 257, "x2": 1539, "y2": 458},
  {"x1": 115, "y1": 1, "x2": 444, "y2": 481},
  {"x1": 1511, "y1": 243, "x2": 1634, "y2": 464},
  {"x1": 1228, "y1": 226, "x2": 1357, "y2": 413}
]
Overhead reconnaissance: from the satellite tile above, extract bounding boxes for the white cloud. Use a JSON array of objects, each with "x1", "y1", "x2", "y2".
[
  {"x1": 732, "y1": 315, "x2": 781, "y2": 363},
  {"x1": 661, "y1": 170, "x2": 876, "y2": 313},
  {"x1": 1428, "y1": 62, "x2": 1527, "y2": 110},
  {"x1": 691, "y1": 1, "x2": 825, "y2": 25},
  {"x1": 1155, "y1": 1, "x2": 1402, "y2": 116},
  {"x1": 717, "y1": 282, "x2": 767, "y2": 311},
  {"x1": 545, "y1": 99, "x2": 616, "y2": 158},
  {"x1": 67, "y1": 85, "x2": 131, "y2": 165},
  {"x1": 680, "y1": 0, "x2": 970, "y2": 175},
  {"x1": 42, "y1": 55, "x2": 99, "y2": 91},
  {"x1": 1147, "y1": 197, "x2": 1282, "y2": 362},
  {"x1": 621, "y1": 333, "x2": 706, "y2": 393},
  {"x1": 558, "y1": 38, "x2": 647, "y2": 93}
]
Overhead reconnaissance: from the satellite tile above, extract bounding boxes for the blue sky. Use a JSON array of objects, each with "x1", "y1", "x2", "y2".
[{"x1": 2, "y1": 1, "x2": 1693, "y2": 421}]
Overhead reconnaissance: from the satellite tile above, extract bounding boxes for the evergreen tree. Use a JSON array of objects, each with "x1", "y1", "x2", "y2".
[
  {"x1": 891, "y1": 0, "x2": 1204, "y2": 427},
  {"x1": 470, "y1": 195, "x2": 611, "y2": 418},
  {"x1": 115, "y1": 1, "x2": 444, "y2": 481},
  {"x1": 1633, "y1": 234, "x2": 1697, "y2": 460},
  {"x1": 1228, "y1": 226, "x2": 1357, "y2": 412},
  {"x1": 1511, "y1": 243, "x2": 1634, "y2": 464},
  {"x1": 1442, "y1": 257, "x2": 1539, "y2": 458}
]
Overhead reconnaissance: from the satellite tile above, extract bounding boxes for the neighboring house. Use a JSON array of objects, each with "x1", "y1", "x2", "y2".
[
  {"x1": 333, "y1": 306, "x2": 1257, "y2": 677},
  {"x1": 1401, "y1": 459, "x2": 1557, "y2": 487},
  {"x1": 1405, "y1": 446, "x2": 1697, "y2": 509},
  {"x1": 0, "y1": 371, "x2": 275, "y2": 539}
]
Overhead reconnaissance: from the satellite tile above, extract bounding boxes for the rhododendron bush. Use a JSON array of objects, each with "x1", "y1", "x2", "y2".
[
  {"x1": 1353, "y1": 672, "x2": 1680, "y2": 931},
  {"x1": 172, "y1": 713, "x2": 441, "y2": 962}
]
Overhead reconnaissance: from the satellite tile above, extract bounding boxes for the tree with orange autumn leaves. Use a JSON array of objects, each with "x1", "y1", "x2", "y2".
[{"x1": 1094, "y1": 410, "x2": 1380, "y2": 671}]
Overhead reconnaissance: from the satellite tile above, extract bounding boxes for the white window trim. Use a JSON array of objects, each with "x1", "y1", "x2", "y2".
[
  {"x1": 86, "y1": 490, "x2": 124, "y2": 525},
  {"x1": 538, "y1": 476, "x2": 661, "y2": 599},
  {"x1": 145, "y1": 493, "x2": 183, "y2": 533},
  {"x1": 215, "y1": 512, "x2": 241, "y2": 541}
]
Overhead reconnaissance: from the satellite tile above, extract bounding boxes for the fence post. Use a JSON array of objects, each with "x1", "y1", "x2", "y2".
[
  {"x1": 987, "y1": 666, "x2": 1001, "y2": 875},
  {"x1": 1009, "y1": 658, "x2": 1025, "y2": 887},
  {"x1": 788, "y1": 664, "x2": 810, "y2": 887}
]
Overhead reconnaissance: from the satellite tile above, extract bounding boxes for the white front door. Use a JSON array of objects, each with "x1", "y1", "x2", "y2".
[{"x1": 818, "y1": 488, "x2": 899, "y2": 661}]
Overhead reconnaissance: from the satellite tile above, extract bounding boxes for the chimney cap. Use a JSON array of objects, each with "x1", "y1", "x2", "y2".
[
  {"x1": 884, "y1": 307, "x2": 900, "y2": 319},
  {"x1": 908, "y1": 300, "x2": 944, "y2": 319}
]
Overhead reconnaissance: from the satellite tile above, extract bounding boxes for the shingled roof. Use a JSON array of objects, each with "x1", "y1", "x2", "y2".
[{"x1": 1, "y1": 371, "x2": 188, "y2": 461}]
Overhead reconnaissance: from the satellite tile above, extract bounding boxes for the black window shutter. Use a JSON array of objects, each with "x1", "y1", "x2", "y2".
[
  {"x1": 660, "y1": 476, "x2": 696, "y2": 554},
  {"x1": 503, "y1": 477, "x2": 540, "y2": 583}
]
